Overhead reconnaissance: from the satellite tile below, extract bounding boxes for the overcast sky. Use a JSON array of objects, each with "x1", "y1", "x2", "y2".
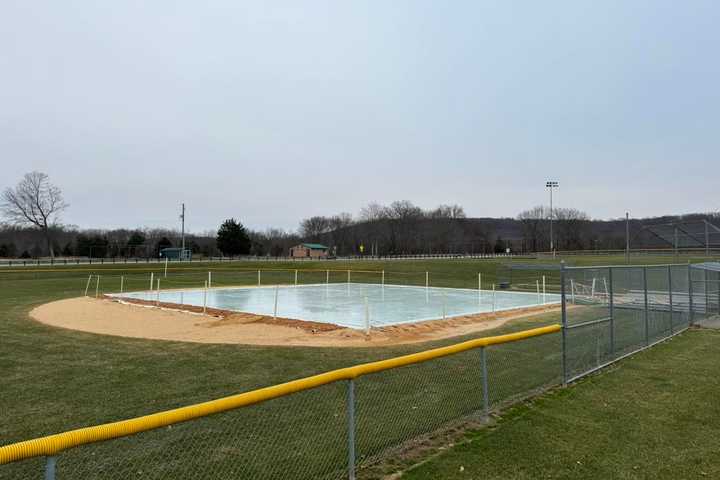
[{"x1": 1, "y1": 1, "x2": 718, "y2": 233}]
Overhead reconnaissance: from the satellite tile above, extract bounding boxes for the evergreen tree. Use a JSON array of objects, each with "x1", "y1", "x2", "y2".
[{"x1": 216, "y1": 218, "x2": 251, "y2": 256}]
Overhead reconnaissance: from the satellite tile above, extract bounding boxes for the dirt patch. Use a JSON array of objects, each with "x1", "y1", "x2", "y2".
[{"x1": 30, "y1": 296, "x2": 560, "y2": 347}]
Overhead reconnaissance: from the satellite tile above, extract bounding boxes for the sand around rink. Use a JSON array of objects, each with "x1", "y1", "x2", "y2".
[{"x1": 30, "y1": 297, "x2": 560, "y2": 347}]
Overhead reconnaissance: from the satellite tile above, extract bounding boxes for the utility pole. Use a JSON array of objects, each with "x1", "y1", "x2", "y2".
[
  {"x1": 180, "y1": 203, "x2": 186, "y2": 257},
  {"x1": 546, "y1": 181, "x2": 559, "y2": 256},
  {"x1": 625, "y1": 212, "x2": 630, "y2": 264}
]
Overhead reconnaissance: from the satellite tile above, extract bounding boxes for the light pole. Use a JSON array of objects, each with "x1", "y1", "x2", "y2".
[{"x1": 546, "y1": 181, "x2": 559, "y2": 255}]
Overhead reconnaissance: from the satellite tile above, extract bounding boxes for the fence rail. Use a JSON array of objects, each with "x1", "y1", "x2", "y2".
[
  {"x1": 0, "y1": 253, "x2": 524, "y2": 268},
  {"x1": 3, "y1": 248, "x2": 717, "y2": 268}
]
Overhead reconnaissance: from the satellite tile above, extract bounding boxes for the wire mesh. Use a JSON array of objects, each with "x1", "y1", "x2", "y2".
[
  {"x1": 354, "y1": 349, "x2": 485, "y2": 471},
  {"x1": 3, "y1": 383, "x2": 350, "y2": 480},
  {"x1": 563, "y1": 264, "x2": 692, "y2": 382},
  {"x1": 486, "y1": 331, "x2": 562, "y2": 408}
]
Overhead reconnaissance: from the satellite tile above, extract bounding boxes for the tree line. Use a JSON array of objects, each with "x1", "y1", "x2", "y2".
[{"x1": 1, "y1": 172, "x2": 717, "y2": 259}]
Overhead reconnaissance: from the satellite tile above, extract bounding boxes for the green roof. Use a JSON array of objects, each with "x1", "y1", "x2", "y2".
[{"x1": 302, "y1": 243, "x2": 329, "y2": 250}]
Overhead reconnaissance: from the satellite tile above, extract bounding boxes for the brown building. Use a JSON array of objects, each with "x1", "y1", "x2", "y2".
[{"x1": 289, "y1": 243, "x2": 329, "y2": 258}]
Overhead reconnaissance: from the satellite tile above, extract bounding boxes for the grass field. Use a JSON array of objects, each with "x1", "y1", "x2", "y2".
[
  {"x1": 401, "y1": 328, "x2": 720, "y2": 479},
  {"x1": 0, "y1": 255, "x2": 716, "y2": 478}
]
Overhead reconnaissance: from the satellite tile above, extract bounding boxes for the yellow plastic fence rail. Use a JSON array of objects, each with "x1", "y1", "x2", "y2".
[{"x1": 0, "y1": 324, "x2": 560, "y2": 465}]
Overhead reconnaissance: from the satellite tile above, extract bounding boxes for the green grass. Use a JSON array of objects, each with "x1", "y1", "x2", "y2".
[
  {"x1": 400, "y1": 328, "x2": 720, "y2": 480},
  {"x1": 0, "y1": 255, "x2": 716, "y2": 478}
]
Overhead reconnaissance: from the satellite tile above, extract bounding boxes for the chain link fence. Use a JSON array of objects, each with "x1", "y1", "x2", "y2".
[
  {"x1": 1, "y1": 327, "x2": 561, "y2": 480},
  {"x1": 2, "y1": 262, "x2": 719, "y2": 478},
  {"x1": 560, "y1": 263, "x2": 719, "y2": 383}
]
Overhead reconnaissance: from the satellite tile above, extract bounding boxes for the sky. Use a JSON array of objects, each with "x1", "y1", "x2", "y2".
[{"x1": 1, "y1": 1, "x2": 718, "y2": 233}]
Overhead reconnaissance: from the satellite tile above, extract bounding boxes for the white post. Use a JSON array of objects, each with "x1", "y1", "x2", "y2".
[
  {"x1": 120, "y1": 275, "x2": 124, "y2": 294},
  {"x1": 381, "y1": 270, "x2": 385, "y2": 286},
  {"x1": 95, "y1": 275, "x2": 100, "y2": 298},
  {"x1": 156, "y1": 278, "x2": 160, "y2": 306},
  {"x1": 492, "y1": 284, "x2": 496, "y2": 312},
  {"x1": 442, "y1": 292, "x2": 447, "y2": 320},
  {"x1": 570, "y1": 279, "x2": 576, "y2": 304},
  {"x1": 208, "y1": 271, "x2": 212, "y2": 288},
  {"x1": 150, "y1": 272, "x2": 154, "y2": 291},
  {"x1": 258, "y1": 270, "x2": 261, "y2": 286},
  {"x1": 347, "y1": 270, "x2": 351, "y2": 284},
  {"x1": 536, "y1": 279, "x2": 541, "y2": 305},
  {"x1": 273, "y1": 285, "x2": 279, "y2": 318},
  {"x1": 295, "y1": 269, "x2": 298, "y2": 286},
  {"x1": 203, "y1": 280, "x2": 208, "y2": 313},
  {"x1": 164, "y1": 257, "x2": 168, "y2": 278},
  {"x1": 84, "y1": 275, "x2": 93, "y2": 297},
  {"x1": 326, "y1": 270, "x2": 330, "y2": 284},
  {"x1": 543, "y1": 275, "x2": 547, "y2": 305},
  {"x1": 364, "y1": 296, "x2": 370, "y2": 336},
  {"x1": 591, "y1": 278, "x2": 596, "y2": 298},
  {"x1": 478, "y1": 273, "x2": 482, "y2": 303},
  {"x1": 425, "y1": 271, "x2": 429, "y2": 289}
]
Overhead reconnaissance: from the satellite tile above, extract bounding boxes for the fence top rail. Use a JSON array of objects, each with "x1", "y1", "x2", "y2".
[
  {"x1": 564, "y1": 263, "x2": 692, "y2": 270},
  {"x1": 0, "y1": 324, "x2": 560, "y2": 465}
]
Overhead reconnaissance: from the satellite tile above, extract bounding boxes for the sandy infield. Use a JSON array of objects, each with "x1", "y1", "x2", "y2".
[{"x1": 30, "y1": 297, "x2": 560, "y2": 347}]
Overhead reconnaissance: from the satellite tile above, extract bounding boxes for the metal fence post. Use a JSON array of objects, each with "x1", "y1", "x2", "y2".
[
  {"x1": 688, "y1": 264, "x2": 694, "y2": 325},
  {"x1": 45, "y1": 456, "x2": 57, "y2": 480},
  {"x1": 561, "y1": 261, "x2": 568, "y2": 385},
  {"x1": 668, "y1": 265, "x2": 674, "y2": 334},
  {"x1": 643, "y1": 267, "x2": 649, "y2": 345},
  {"x1": 347, "y1": 379, "x2": 356, "y2": 480},
  {"x1": 481, "y1": 347, "x2": 489, "y2": 415},
  {"x1": 608, "y1": 267, "x2": 615, "y2": 356}
]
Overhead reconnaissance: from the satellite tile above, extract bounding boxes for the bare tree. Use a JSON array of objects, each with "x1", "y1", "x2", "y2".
[
  {"x1": 554, "y1": 208, "x2": 591, "y2": 250},
  {"x1": 299, "y1": 216, "x2": 331, "y2": 241},
  {"x1": 2, "y1": 172, "x2": 68, "y2": 258},
  {"x1": 430, "y1": 204, "x2": 466, "y2": 219},
  {"x1": 359, "y1": 202, "x2": 389, "y2": 222},
  {"x1": 387, "y1": 200, "x2": 424, "y2": 220},
  {"x1": 517, "y1": 206, "x2": 547, "y2": 252}
]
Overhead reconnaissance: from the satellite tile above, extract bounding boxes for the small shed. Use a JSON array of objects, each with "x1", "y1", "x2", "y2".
[{"x1": 289, "y1": 243, "x2": 329, "y2": 259}]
